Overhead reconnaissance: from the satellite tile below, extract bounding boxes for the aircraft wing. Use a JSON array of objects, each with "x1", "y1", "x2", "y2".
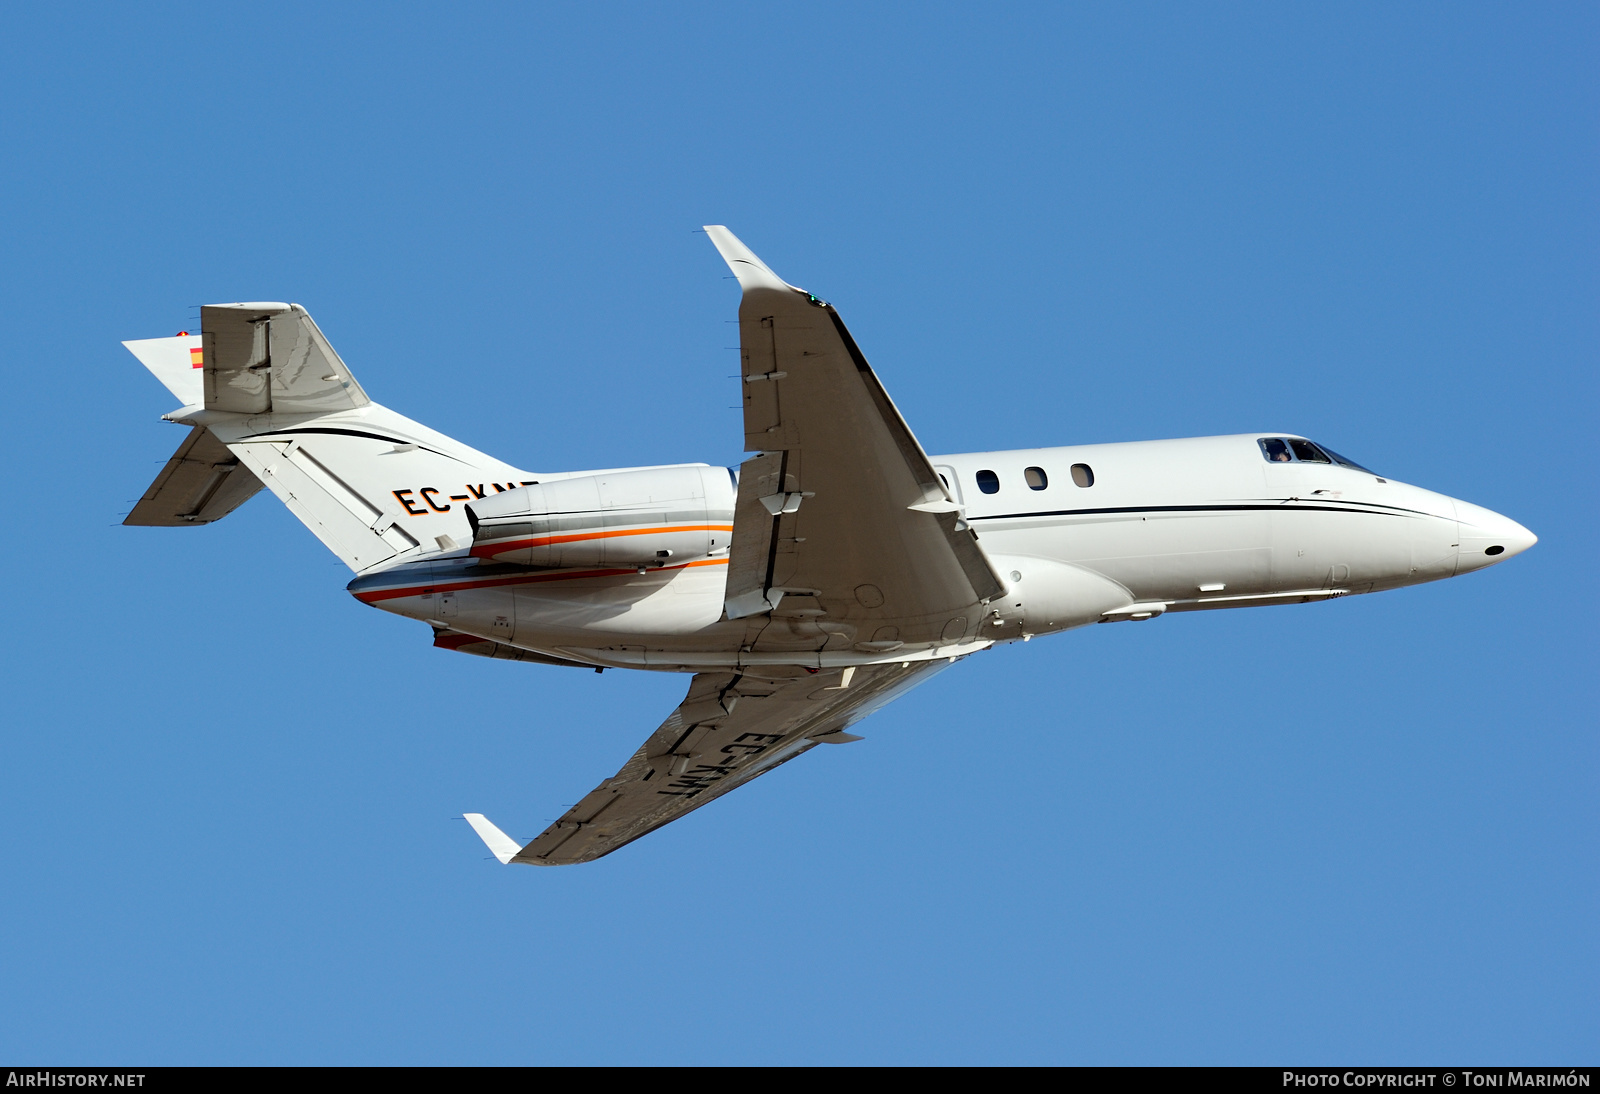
[
  {"x1": 201, "y1": 302, "x2": 370, "y2": 415},
  {"x1": 705, "y1": 227, "x2": 1004, "y2": 652},
  {"x1": 483, "y1": 660, "x2": 949, "y2": 865}
]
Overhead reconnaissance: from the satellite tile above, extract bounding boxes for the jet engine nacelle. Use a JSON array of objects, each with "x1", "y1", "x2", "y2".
[{"x1": 466, "y1": 465, "x2": 735, "y2": 569}]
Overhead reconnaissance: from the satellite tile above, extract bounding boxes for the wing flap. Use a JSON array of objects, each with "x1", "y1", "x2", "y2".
[
  {"x1": 509, "y1": 660, "x2": 950, "y2": 865},
  {"x1": 724, "y1": 451, "x2": 785, "y2": 618}
]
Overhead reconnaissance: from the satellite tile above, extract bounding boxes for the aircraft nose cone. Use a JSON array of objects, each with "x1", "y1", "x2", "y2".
[{"x1": 1454, "y1": 500, "x2": 1537, "y2": 573}]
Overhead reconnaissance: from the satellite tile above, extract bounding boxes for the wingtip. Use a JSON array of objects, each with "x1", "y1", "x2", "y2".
[
  {"x1": 702, "y1": 225, "x2": 795, "y2": 293},
  {"x1": 463, "y1": 812, "x2": 523, "y2": 865}
]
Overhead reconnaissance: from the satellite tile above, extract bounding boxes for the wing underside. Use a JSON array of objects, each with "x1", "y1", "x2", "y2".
[{"x1": 501, "y1": 661, "x2": 947, "y2": 865}]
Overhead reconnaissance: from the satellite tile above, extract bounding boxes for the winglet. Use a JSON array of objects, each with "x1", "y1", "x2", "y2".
[
  {"x1": 703, "y1": 225, "x2": 796, "y2": 293},
  {"x1": 463, "y1": 813, "x2": 524, "y2": 864}
]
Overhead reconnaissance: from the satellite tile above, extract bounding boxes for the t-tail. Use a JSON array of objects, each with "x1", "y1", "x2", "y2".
[{"x1": 123, "y1": 303, "x2": 537, "y2": 572}]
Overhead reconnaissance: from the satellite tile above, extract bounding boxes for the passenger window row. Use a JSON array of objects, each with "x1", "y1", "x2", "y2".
[{"x1": 974, "y1": 463, "x2": 1095, "y2": 494}]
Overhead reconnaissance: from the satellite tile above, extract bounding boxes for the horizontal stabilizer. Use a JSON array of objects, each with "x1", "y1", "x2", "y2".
[
  {"x1": 464, "y1": 813, "x2": 524, "y2": 864},
  {"x1": 125, "y1": 425, "x2": 264, "y2": 526},
  {"x1": 201, "y1": 302, "x2": 370, "y2": 415}
]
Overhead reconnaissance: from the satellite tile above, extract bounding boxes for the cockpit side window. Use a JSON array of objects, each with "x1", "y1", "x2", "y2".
[
  {"x1": 1288, "y1": 439, "x2": 1331, "y2": 463},
  {"x1": 1259, "y1": 438, "x2": 1292, "y2": 463}
]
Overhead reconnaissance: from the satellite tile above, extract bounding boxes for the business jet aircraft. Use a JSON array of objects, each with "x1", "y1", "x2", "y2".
[{"x1": 123, "y1": 227, "x2": 1535, "y2": 866}]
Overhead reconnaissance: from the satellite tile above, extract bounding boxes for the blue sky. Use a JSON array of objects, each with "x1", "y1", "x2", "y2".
[{"x1": 0, "y1": 2, "x2": 1593, "y2": 1064}]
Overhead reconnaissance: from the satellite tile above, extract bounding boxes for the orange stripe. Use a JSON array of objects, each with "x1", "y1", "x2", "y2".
[
  {"x1": 469, "y1": 524, "x2": 734, "y2": 558},
  {"x1": 353, "y1": 556, "x2": 729, "y2": 604}
]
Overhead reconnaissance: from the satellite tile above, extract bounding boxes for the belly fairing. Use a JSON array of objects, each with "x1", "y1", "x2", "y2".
[
  {"x1": 982, "y1": 553, "x2": 1133, "y2": 633},
  {"x1": 508, "y1": 562, "x2": 729, "y2": 639}
]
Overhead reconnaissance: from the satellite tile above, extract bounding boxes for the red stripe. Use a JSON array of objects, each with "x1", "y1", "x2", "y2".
[
  {"x1": 353, "y1": 557, "x2": 728, "y2": 604},
  {"x1": 469, "y1": 523, "x2": 734, "y2": 559}
]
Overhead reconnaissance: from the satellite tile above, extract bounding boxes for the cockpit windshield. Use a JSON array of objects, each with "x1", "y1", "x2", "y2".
[
  {"x1": 1288, "y1": 439, "x2": 1330, "y2": 463},
  {"x1": 1258, "y1": 437, "x2": 1377, "y2": 474},
  {"x1": 1317, "y1": 444, "x2": 1375, "y2": 474},
  {"x1": 1261, "y1": 438, "x2": 1293, "y2": 462}
]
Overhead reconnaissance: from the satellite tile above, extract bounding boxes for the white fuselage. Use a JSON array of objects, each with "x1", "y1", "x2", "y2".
[{"x1": 346, "y1": 432, "x2": 1534, "y2": 670}]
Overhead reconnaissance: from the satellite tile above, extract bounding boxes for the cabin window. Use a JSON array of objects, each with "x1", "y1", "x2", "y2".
[
  {"x1": 1288, "y1": 439, "x2": 1331, "y2": 463},
  {"x1": 976, "y1": 469, "x2": 1000, "y2": 494},
  {"x1": 938, "y1": 473, "x2": 949, "y2": 489},
  {"x1": 1024, "y1": 466, "x2": 1048, "y2": 490},
  {"x1": 1070, "y1": 463, "x2": 1094, "y2": 488}
]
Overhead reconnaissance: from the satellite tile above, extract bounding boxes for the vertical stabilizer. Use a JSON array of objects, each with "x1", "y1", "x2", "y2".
[{"x1": 124, "y1": 334, "x2": 204, "y2": 407}]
